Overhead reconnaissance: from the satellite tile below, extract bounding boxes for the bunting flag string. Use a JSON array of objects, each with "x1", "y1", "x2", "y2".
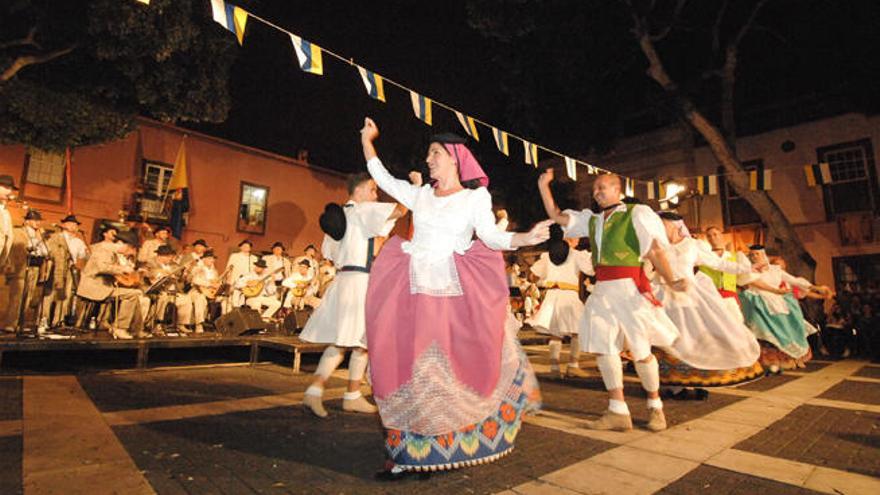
[
  {"x1": 289, "y1": 34, "x2": 323, "y2": 75},
  {"x1": 208, "y1": 4, "x2": 615, "y2": 179},
  {"x1": 749, "y1": 167, "x2": 772, "y2": 191},
  {"x1": 357, "y1": 67, "x2": 386, "y2": 102},
  {"x1": 492, "y1": 127, "x2": 509, "y2": 156},
  {"x1": 409, "y1": 91, "x2": 432, "y2": 126},
  {"x1": 696, "y1": 175, "x2": 718, "y2": 195},
  {"x1": 455, "y1": 112, "x2": 480, "y2": 141},
  {"x1": 804, "y1": 162, "x2": 832, "y2": 187},
  {"x1": 646, "y1": 180, "x2": 664, "y2": 200},
  {"x1": 523, "y1": 141, "x2": 538, "y2": 167},
  {"x1": 196, "y1": 1, "x2": 835, "y2": 195},
  {"x1": 564, "y1": 157, "x2": 577, "y2": 181},
  {"x1": 624, "y1": 178, "x2": 635, "y2": 198},
  {"x1": 210, "y1": 0, "x2": 248, "y2": 45}
]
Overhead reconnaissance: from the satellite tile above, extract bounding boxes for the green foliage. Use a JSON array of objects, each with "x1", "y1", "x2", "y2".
[{"x1": 0, "y1": 0, "x2": 237, "y2": 151}]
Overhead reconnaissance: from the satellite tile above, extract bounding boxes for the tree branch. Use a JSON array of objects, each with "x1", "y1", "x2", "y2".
[
  {"x1": 1, "y1": 45, "x2": 75, "y2": 82},
  {"x1": 752, "y1": 24, "x2": 790, "y2": 47},
  {"x1": 649, "y1": 0, "x2": 688, "y2": 42},
  {"x1": 711, "y1": 0, "x2": 729, "y2": 56},
  {"x1": 732, "y1": 0, "x2": 770, "y2": 49},
  {"x1": 0, "y1": 26, "x2": 40, "y2": 51}
]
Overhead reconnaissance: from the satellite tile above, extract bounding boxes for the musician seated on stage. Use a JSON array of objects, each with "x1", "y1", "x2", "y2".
[
  {"x1": 146, "y1": 244, "x2": 193, "y2": 336},
  {"x1": 263, "y1": 241, "x2": 291, "y2": 288},
  {"x1": 179, "y1": 239, "x2": 208, "y2": 267},
  {"x1": 282, "y1": 259, "x2": 318, "y2": 311},
  {"x1": 235, "y1": 258, "x2": 281, "y2": 319},
  {"x1": 75, "y1": 231, "x2": 145, "y2": 339},
  {"x1": 189, "y1": 249, "x2": 221, "y2": 333},
  {"x1": 138, "y1": 225, "x2": 171, "y2": 266},
  {"x1": 226, "y1": 239, "x2": 258, "y2": 309}
]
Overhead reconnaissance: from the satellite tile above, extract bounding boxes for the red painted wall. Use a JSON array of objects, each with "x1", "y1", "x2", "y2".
[{"x1": 0, "y1": 118, "x2": 350, "y2": 266}]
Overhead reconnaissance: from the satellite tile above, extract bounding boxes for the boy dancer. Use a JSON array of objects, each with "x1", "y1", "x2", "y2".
[{"x1": 300, "y1": 173, "x2": 405, "y2": 418}]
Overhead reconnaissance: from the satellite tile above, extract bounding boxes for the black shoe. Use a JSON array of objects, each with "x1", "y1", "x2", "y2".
[{"x1": 671, "y1": 389, "x2": 691, "y2": 401}]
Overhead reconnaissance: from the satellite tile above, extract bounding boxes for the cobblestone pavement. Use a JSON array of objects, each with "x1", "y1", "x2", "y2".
[{"x1": 1, "y1": 351, "x2": 878, "y2": 494}]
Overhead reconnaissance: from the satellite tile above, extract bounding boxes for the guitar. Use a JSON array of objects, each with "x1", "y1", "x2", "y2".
[
  {"x1": 200, "y1": 266, "x2": 231, "y2": 299},
  {"x1": 240, "y1": 267, "x2": 284, "y2": 298},
  {"x1": 114, "y1": 270, "x2": 145, "y2": 288}
]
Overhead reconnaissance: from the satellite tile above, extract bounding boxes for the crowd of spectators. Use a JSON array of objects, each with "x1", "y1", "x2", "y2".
[{"x1": 812, "y1": 281, "x2": 879, "y2": 361}]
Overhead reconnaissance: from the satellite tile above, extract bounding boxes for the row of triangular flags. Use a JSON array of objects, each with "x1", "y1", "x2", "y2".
[
  {"x1": 134, "y1": 1, "x2": 838, "y2": 196},
  {"x1": 200, "y1": 0, "x2": 599, "y2": 181}
]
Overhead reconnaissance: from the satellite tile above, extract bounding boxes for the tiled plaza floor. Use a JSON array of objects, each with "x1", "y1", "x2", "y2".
[{"x1": 1, "y1": 354, "x2": 878, "y2": 494}]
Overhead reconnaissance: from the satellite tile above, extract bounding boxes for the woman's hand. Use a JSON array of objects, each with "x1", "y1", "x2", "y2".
[
  {"x1": 538, "y1": 168, "x2": 554, "y2": 189},
  {"x1": 360, "y1": 117, "x2": 380, "y2": 143},
  {"x1": 514, "y1": 219, "x2": 553, "y2": 247},
  {"x1": 409, "y1": 171, "x2": 423, "y2": 186}
]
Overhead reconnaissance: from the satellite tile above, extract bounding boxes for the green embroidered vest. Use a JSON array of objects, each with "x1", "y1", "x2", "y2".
[
  {"x1": 588, "y1": 204, "x2": 641, "y2": 268},
  {"x1": 699, "y1": 251, "x2": 738, "y2": 291}
]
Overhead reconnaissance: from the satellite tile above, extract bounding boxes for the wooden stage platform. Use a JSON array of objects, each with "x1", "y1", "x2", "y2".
[
  {"x1": 0, "y1": 329, "x2": 550, "y2": 372},
  {"x1": 0, "y1": 332, "x2": 327, "y2": 373}
]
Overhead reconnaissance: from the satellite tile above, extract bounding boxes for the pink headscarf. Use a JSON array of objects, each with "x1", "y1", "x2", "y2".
[{"x1": 443, "y1": 143, "x2": 489, "y2": 188}]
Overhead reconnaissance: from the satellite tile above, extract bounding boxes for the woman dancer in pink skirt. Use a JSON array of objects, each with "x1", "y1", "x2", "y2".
[{"x1": 359, "y1": 118, "x2": 550, "y2": 479}]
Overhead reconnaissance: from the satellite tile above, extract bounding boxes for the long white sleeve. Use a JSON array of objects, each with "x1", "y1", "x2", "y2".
[
  {"x1": 574, "y1": 249, "x2": 595, "y2": 276},
  {"x1": 471, "y1": 188, "x2": 514, "y2": 250},
  {"x1": 781, "y1": 270, "x2": 812, "y2": 291},
  {"x1": 561, "y1": 208, "x2": 594, "y2": 238},
  {"x1": 366, "y1": 157, "x2": 420, "y2": 210},
  {"x1": 696, "y1": 248, "x2": 751, "y2": 274}
]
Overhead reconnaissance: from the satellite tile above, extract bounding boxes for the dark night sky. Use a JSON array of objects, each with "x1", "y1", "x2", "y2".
[{"x1": 184, "y1": 0, "x2": 879, "y2": 214}]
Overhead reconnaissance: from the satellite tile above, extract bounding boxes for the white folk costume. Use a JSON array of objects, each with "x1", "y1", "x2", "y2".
[
  {"x1": 301, "y1": 199, "x2": 398, "y2": 419},
  {"x1": 225, "y1": 251, "x2": 258, "y2": 307},
  {"x1": 651, "y1": 236, "x2": 763, "y2": 387},
  {"x1": 299, "y1": 200, "x2": 396, "y2": 348},
  {"x1": 137, "y1": 238, "x2": 166, "y2": 265},
  {"x1": 527, "y1": 249, "x2": 593, "y2": 337},
  {"x1": 282, "y1": 270, "x2": 317, "y2": 310},
  {"x1": 563, "y1": 203, "x2": 677, "y2": 424},
  {"x1": 262, "y1": 254, "x2": 291, "y2": 283},
  {"x1": 189, "y1": 262, "x2": 220, "y2": 332},
  {"x1": 366, "y1": 149, "x2": 539, "y2": 472},
  {"x1": 563, "y1": 204, "x2": 679, "y2": 359},
  {"x1": 235, "y1": 271, "x2": 280, "y2": 318},
  {"x1": 527, "y1": 245, "x2": 593, "y2": 374},
  {"x1": 738, "y1": 263, "x2": 814, "y2": 370},
  {"x1": 0, "y1": 201, "x2": 14, "y2": 268},
  {"x1": 698, "y1": 243, "x2": 751, "y2": 324}
]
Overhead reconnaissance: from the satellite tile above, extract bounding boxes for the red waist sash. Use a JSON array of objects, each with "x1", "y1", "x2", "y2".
[
  {"x1": 717, "y1": 288, "x2": 741, "y2": 306},
  {"x1": 595, "y1": 266, "x2": 661, "y2": 306}
]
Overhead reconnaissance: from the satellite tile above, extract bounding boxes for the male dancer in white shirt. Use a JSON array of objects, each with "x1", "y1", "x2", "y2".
[{"x1": 539, "y1": 168, "x2": 687, "y2": 432}]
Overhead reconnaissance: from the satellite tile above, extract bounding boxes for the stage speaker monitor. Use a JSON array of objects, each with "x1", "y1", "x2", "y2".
[{"x1": 215, "y1": 307, "x2": 266, "y2": 336}]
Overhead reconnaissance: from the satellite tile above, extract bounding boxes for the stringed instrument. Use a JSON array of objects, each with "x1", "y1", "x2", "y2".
[
  {"x1": 200, "y1": 266, "x2": 231, "y2": 299},
  {"x1": 240, "y1": 267, "x2": 284, "y2": 298},
  {"x1": 114, "y1": 270, "x2": 146, "y2": 288}
]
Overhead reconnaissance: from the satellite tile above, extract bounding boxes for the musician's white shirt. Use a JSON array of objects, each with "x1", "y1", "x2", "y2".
[
  {"x1": 63, "y1": 231, "x2": 88, "y2": 262},
  {"x1": 25, "y1": 226, "x2": 49, "y2": 257}
]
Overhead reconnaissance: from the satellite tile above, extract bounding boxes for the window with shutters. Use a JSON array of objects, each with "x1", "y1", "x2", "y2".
[{"x1": 817, "y1": 139, "x2": 878, "y2": 219}]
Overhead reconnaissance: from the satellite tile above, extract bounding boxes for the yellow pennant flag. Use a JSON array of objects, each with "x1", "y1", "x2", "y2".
[{"x1": 167, "y1": 138, "x2": 189, "y2": 191}]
